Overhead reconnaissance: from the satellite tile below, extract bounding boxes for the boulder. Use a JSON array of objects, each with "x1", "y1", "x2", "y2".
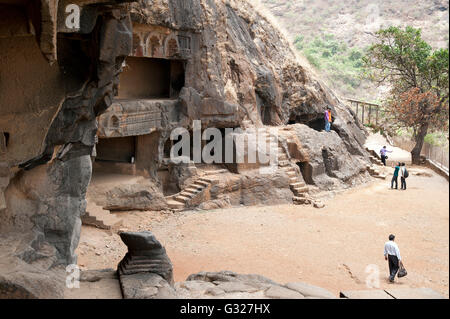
[
  {"x1": 264, "y1": 285, "x2": 305, "y2": 299},
  {"x1": 105, "y1": 183, "x2": 168, "y2": 211}
]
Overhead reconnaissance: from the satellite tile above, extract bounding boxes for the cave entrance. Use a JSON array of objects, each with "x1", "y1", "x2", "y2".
[
  {"x1": 260, "y1": 105, "x2": 272, "y2": 125},
  {"x1": 288, "y1": 115, "x2": 325, "y2": 132},
  {"x1": 307, "y1": 118, "x2": 326, "y2": 132},
  {"x1": 96, "y1": 136, "x2": 136, "y2": 164},
  {"x1": 118, "y1": 57, "x2": 185, "y2": 99},
  {"x1": 297, "y1": 161, "x2": 314, "y2": 185}
]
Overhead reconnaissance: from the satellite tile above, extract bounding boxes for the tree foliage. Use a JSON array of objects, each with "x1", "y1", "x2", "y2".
[{"x1": 363, "y1": 26, "x2": 449, "y2": 163}]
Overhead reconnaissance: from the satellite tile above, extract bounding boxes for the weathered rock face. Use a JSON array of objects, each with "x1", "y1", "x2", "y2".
[
  {"x1": 104, "y1": 184, "x2": 168, "y2": 211},
  {"x1": 127, "y1": 0, "x2": 367, "y2": 133},
  {"x1": 281, "y1": 124, "x2": 370, "y2": 190},
  {"x1": 1, "y1": 0, "x2": 370, "y2": 298},
  {"x1": 0, "y1": 0, "x2": 134, "y2": 298},
  {"x1": 207, "y1": 171, "x2": 294, "y2": 207},
  {"x1": 95, "y1": 0, "x2": 369, "y2": 193}
]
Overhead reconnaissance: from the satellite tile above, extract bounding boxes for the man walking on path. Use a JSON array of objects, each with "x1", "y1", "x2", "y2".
[
  {"x1": 400, "y1": 163, "x2": 407, "y2": 190},
  {"x1": 324, "y1": 107, "x2": 332, "y2": 132},
  {"x1": 380, "y1": 146, "x2": 392, "y2": 166},
  {"x1": 384, "y1": 234, "x2": 403, "y2": 282},
  {"x1": 391, "y1": 163, "x2": 401, "y2": 189}
]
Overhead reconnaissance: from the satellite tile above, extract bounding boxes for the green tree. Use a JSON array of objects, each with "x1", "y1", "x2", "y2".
[{"x1": 363, "y1": 26, "x2": 449, "y2": 164}]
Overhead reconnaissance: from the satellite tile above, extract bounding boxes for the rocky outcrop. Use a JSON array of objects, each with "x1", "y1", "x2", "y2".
[
  {"x1": 0, "y1": 0, "x2": 134, "y2": 298},
  {"x1": 117, "y1": 231, "x2": 176, "y2": 299},
  {"x1": 1, "y1": 0, "x2": 370, "y2": 298},
  {"x1": 104, "y1": 184, "x2": 168, "y2": 211},
  {"x1": 115, "y1": 231, "x2": 336, "y2": 299},
  {"x1": 282, "y1": 124, "x2": 370, "y2": 190},
  {"x1": 119, "y1": 0, "x2": 370, "y2": 193}
]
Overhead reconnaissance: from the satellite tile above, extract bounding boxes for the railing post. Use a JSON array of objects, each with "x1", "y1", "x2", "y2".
[
  {"x1": 376, "y1": 107, "x2": 379, "y2": 126},
  {"x1": 368, "y1": 104, "x2": 372, "y2": 125},
  {"x1": 362, "y1": 104, "x2": 365, "y2": 125},
  {"x1": 356, "y1": 102, "x2": 359, "y2": 121}
]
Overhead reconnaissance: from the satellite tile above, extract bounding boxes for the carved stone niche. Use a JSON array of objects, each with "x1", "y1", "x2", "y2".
[{"x1": 131, "y1": 24, "x2": 191, "y2": 59}]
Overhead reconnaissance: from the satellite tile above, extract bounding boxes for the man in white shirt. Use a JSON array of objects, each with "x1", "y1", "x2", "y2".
[{"x1": 384, "y1": 234, "x2": 403, "y2": 282}]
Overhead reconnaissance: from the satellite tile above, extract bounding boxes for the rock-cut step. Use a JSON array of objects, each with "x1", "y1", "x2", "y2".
[
  {"x1": 168, "y1": 177, "x2": 213, "y2": 210},
  {"x1": 82, "y1": 202, "x2": 123, "y2": 230}
]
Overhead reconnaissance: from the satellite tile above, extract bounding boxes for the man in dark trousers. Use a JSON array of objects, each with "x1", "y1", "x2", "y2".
[
  {"x1": 400, "y1": 163, "x2": 407, "y2": 190},
  {"x1": 380, "y1": 146, "x2": 392, "y2": 166},
  {"x1": 384, "y1": 234, "x2": 403, "y2": 282},
  {"x1": 391, "y1": 163, "x2": 401, "y2": 189}
]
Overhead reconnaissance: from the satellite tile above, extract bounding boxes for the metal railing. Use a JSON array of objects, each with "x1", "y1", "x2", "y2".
[
  {"x1": 389, "y1": 132, "x2": 449, "y2": 172},
  {"x1": 345, "y1": 98, "x2": 383, "y2": 126},
  {"x1": 345, "y1": 98, "x2": 449, "y2": 172}
]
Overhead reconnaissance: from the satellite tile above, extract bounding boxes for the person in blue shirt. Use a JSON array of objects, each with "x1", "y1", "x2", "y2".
[
  {"x1": 380, "y1": 146, "x2": 392, "y2": 166},
  {"x1": 391, "y1": 163, "x2": 401, "y2": 189}
]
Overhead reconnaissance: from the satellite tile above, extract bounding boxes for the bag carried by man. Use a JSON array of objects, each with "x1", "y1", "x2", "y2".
[
  {"x1": 398, "y1": 265, "x2": 407, "y2": 278},
  {"x1": 403, "y1": 169, "x2": 409, "y2": 178}
]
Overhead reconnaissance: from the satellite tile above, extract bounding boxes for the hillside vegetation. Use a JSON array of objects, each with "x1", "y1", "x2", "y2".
[{"x1": 260, "y1": 0, "x2": 449, "y2": 102}]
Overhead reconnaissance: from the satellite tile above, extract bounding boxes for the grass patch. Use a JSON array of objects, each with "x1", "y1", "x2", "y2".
[{"x1": 294, "y1": 33, "x2": 366, "y2": 96}]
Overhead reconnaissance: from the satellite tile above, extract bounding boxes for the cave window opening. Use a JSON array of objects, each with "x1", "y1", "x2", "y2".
[
  {"x1": 1, "y1": 132, "x2": 9, "y2": 152},
  {"x1": 96, "y1": 136, "x2": 136, "y2": 164},
  {"x1": 3, "y1": 132, "x2": 9, "y2": 147},
  {"x1": 164, "y1": 138, "x2": 172, "y2": 159},
  {"x1": 297, "y1": 161, "x2": 315, "y2": 185},
  {"x1": 117, "y1": 57, "x2": 185, "y2": 99}
]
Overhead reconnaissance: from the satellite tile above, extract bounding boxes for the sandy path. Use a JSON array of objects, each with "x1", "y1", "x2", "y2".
[
  {"x1": 77, "y1": 166, "x2": 449, "y2": 297},
  {"x1": 365, "y1": 132, "x2": 412, "y2": 165}
]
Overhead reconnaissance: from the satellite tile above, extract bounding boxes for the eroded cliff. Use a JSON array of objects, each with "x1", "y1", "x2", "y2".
[{"x1": 0, "y1": 0, "x2": 370, "y2": 298}]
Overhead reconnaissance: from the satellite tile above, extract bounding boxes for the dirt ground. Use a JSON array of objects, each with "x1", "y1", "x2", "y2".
[{"x1": 76, "y1": 166, "x2": 449, "y2": 298}]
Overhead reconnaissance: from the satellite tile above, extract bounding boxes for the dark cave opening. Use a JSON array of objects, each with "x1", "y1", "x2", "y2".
[
  {"x1": 96, "y1": 136, "x2": 136, "y2": 164},
  {"x1": 3, "y1": 132, "x2": 9, "y2": 147},
  {"x1": 297, "y1": 161, "x2": 314, "y2": 185},
  {"x1": 118, "y1": 57, "x2": 185, "y2": 99},
  {"x1": 288, "y1": 115, "x2": 325, "y2": 132}
]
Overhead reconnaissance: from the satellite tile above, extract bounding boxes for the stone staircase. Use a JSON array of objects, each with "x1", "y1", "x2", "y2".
[
  {"x1": 264, "y1": 130, "x2": 312, "y2": 206},
  {"x1": 366, "y1": 164, "x2": 387, "y2": 179},
  {"x1": 364, "y1": 147, "x2": 387, "y2": 179},
  {"x1": 369, "y1": 154, "x2": 383, "y2": 166},
  {"x1": 82, "y1": 202, "x2": 123, "y2": 230},
  {"x1": 167, "y1": 176, "x2": 213, "y2": 211},
  {"x1": 365, "y1": 147, "x2": 384, "y2": 165}
]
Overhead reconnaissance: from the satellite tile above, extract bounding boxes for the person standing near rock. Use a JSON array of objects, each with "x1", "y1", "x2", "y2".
[
  {"x1": 391, "y1": 162, "x2": 401, "y2": 189},
  {"x1": 324, "y1": 107, "x2": 332, "y2": 132},
  {"x1": 384, "y1": 234, "x2": 403, "y2": 282},
  {"x1": 380, "y1": 146, "x2": 392, "y2": 166}
]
